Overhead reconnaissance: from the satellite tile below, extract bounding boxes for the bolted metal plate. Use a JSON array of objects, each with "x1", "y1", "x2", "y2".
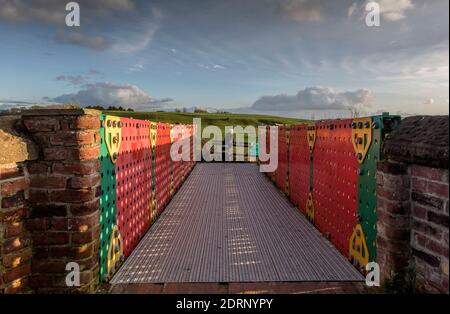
[
  {"x1": 312, "y1": 119, "x2": 358, "y2": 257},
  {"x1": 99, "y1": 114, "x2": 118, "y2": 282},
  {"x1": 155, "y1": 122, "x2": 172, "y2": 214},
  {"x1": 288, "y1": 125, "x2": 310, "y2": 213},
  {"x1": 276, "y1": 126, "x2": 290, "y2": 195},
  {"x1": 116, "y1": 117, "x2": 152, "y2": 258}
]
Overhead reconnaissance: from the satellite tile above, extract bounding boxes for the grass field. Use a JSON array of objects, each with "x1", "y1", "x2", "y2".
[{"x1": 104, "y1": 111, "x2": 308, "y2": 136}]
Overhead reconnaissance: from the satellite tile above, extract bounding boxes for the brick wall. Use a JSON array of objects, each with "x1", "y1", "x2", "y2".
[
  {"x1": 377, "y1": 116, "x2": 449, "y2": 294},
  {"x1": 410, "y1": 165, "x2": 448, "y2": 293},
  {"x1": 0, "y1": 108, "x2": 102, "y2": 293},
  {"x1": 22, "y1": 109, "x2": 101, "y2": 293},
  {"x1": 0, "y1": 163, "x2": 32, "y2": 293}
]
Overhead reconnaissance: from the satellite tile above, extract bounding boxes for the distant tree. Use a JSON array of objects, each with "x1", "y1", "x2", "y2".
[
  {"x1": 175, "y1": 108, "x2": 181, "y2": 112},
  {"x1": 127, "y1": 108, "x2": 134, "y2": 112},
  {"x1": 182, "y1": 107, "x2": 187, "y2": 113}
]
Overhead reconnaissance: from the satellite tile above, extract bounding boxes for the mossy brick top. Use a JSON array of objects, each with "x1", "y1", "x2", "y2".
[{"x1": 382, "y1": 115, "x2": 449, "y2": 169}]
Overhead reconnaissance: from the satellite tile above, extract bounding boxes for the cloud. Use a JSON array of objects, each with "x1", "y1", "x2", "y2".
[
  {"x1": 198, "y1": 63, "x2": 227, "y2": 71},
  {"x1": 55, "y1": 32, "x2": 109, "y2": 51},
  {"x1": 348, "y1": 0, "x2": 414, "y2": 21},
  {"x1": 110, "y1": 8, "x2": 162, "y2": 53},
  {"x1": 48, "y1": 82, "x2": 173, "y2": 110},
  {"x1": 56, "y1": 75, "x2": 87, "y2": 85},
  {"x1": 424, "y1": 98, "x2": 435, "y2": 105},
  {"x1": 250, "y1": 86, "x2": 374, "y2": 111},
  {"x1": 280, "y1": 0, "x2": 324, "y2": 22},
  {"x1": 0, "y1": 0, "x2": 135, "y2": 25},
  {"x1": 377, "y1": 0, "x2": 414, "y2": 21}
]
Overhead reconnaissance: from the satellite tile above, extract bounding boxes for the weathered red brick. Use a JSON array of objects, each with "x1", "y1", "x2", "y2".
[
  {"x1": 71, "y1": 230, "x2": 97, "y2": 245},
  {"x1": 411, "y1": 165, "x2": 449, "y2": 183},
  {"x1": 68, "y1": 212, "x2": 99, "y2": 232},
  {"x1": 1, "y1": 191, "x2": 25, "y2": 208},
  {"x1": 25, "y1": 218, "x2": 50, "y2": 231},
  {"x1": 32, "y1": 232, "x2": 69, "y2": 246},
  {"x1": 49, "y1": 244, "x2": 93, "y2": 259},
  {"x1": 0, "y1": 165, "x2": 23, "y2": 180},
  {"x1": 50, "y1": 189, "x2": 96, "y2": 203},
  {"x1": 2, "y1": 263, "x2": 31, "y2": 283},
  {"x1": 3, "y1": 221, "x2": 23, "y2": 238},
  {"x1": 50, "y1": 217, "x2": 68, "y2": 231},
  {"x1": 428, "y1": 211, "x2": 449, "y2": 228},
  {"x1": 412, "y1": 203, "x2": 427, "y2": 219},
  {"x1": 52, "y1": 160, "x2": 99, "y2": 175},
  {"x1": 75, "y1": 146, "x2": 100, "y2": 161},
  {"x1": 2, "y1": 248, "x2": 32, "y2": 268},
  {"x1": 68, "y1": 174, "x2": 100, "y2": 189},
  {"x1": 377, "y1": 198, "x2": 411, "y2": 215},
  {"x1": 32, "y1": 259, "x2": 67, "y2": 273},
  {"x1": 0, "y1": 208, "x2": 28, "y2": 224},
  {"x1": 28, "y1": 189, "x2": 49, "y2": 204},
  {"x1": 427, "y1": 181, "x2": 449, "y2": 198},
  {"x1": 378, "y1": 186, "x2": 410, "y2": 202},
  {"x1": 412, "y1": 219, "x2": 443, "y2": 240},
  {"x1": 43, "y1": 147, "x2": 69, "y2": 161},
  {"x1": 377, "y1": 161, "x2": 408, "y2": 175},
  {"x1": 50, "y1": 131, "x2": 95, "y2": 146},
  {"x1": 27, "y1": 162, "x2": 49, "y2": 175},
  {"x1": 2, "y1": 237, "x2": 30, "y2": 254},
  {"x1": 29, "y1": 204, "x2": 67, "y2": 218},
  {"x1": 1, "y1": 178, "x2": 28, "y2": 197},
  {"x1": 69, "y1": 199, "x2": 99, "y2": 216},
  {"x1": 412, "y1": 191, "x2": 444, "y2": 211},
  {"x1": 30, "y1": 176, "x2": 67, "y2": 189},
  {"x1": 68, "y1": 115, "x2": 100, "y2": 130},
  {"x1": 23, "y1": 117, "x2": 60, "y2": 132}
]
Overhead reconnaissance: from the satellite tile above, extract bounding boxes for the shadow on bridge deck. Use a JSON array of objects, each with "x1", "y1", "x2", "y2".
[{"x1": 109, "y1": 163, "x2": 364, "y2": 293}]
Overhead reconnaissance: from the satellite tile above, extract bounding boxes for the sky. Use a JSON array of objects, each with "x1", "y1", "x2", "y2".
[{"x1": 0, "y1": 0, "x2": 448, "y2": 118}]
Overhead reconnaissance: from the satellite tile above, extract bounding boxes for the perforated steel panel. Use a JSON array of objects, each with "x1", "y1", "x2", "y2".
[
  {"x1": 171, "y1": 124, "x2": 183, "y2": 192},
  {"x1": 312, "y1": 120, "x2": 358, "y2": 256},
  {"x1": 98, "y1": 115, "x2": 196, "y2": 283},
  {"x1": 154, "y1": 123, "x2": 171, "y2": 213},
  {"x1": 116, "y1": 117, "x2": 152, "y2": 257},
  {"x1": 99, "y1": 115, "x2": 117, "y2": 282},
  {"x1": 276, "y1": 126, "x2": 289, "y2": 194},
  {"x1": 288, "y1": 125, "x2": 310, "y2": 213},
  {"x1": 111, "y1": 163, "x2": 363, "y2": 284}
]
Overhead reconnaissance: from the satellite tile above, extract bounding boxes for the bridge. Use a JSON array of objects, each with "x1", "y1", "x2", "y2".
[{"x1": 0, "y1": 109, "x2": 448, "y2": 294}]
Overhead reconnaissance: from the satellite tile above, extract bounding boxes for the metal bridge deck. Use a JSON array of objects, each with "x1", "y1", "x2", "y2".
[{"x1": 111, "y1": 163, "x2": 363, "y2": 283}]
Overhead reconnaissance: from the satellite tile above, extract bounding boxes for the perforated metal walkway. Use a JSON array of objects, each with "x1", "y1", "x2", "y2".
[{"x1": 111, "y1": 163, "x2": 363, "y2": 283}]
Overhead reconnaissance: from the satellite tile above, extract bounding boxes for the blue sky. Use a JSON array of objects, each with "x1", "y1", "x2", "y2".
[{"x1": 0, "y1": 0, "x2": 448, "y2": 118}]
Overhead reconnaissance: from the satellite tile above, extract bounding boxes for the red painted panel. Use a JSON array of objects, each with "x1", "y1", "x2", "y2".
[
  {"x1": 312, "y1": 119, "x2": 358, "y2": 256},
  {"x1": 276, "y1": 126, "x2": 289, "y2": 192},
  {"x1": 172, "y1": 124, "x2": 183, "y2": 191},
  {"x1": 288, "y1": 125, "x2": 310, "y2": 213},
  {"x1": 155, "y1": 122, "x2": 171, "y2": 214},
  {"x1": 116, "y1": 118, "x2": 152, "y2": 257}
]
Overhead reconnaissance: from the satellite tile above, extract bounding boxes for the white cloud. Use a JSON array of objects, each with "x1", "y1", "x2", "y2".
[
  {"x1": 49, "y1": 82, "x2": 174, "y2": 110},
  {"x1": 377, "y1": 0, "x2": 414, "y2": 21},
  {"x1": 110, "y1": 8, "x2": 162, "y2": 53},
  {"x1": 56, "y1": 75, "x2": 87, "y2": 85},
  {"x1": 424, "y1": 98, "x2": 435, "y2": 105},
  {"x1": 55, "y1": 32, "x2": 109, "y2": 51},
  {"x1": 0, "y1": 0, "x2": 136, "y2": 24},
  {"x1": 348, "y1": 2, "x2": 358, "y2": 17},
  {"x1": 280, "y1": 0, "x2": 323, "y2": 22},
  {"x1": 250, "y1": 86, "x2": 374, "y2": 111}
]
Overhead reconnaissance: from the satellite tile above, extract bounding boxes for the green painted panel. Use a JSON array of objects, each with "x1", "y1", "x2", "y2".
[
  {"x1": 357, "y1": 114, "x2": 401, "y2": 262},
  {"x1": 99, "y1": 115, "x2": 117, "y2": 282}
]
